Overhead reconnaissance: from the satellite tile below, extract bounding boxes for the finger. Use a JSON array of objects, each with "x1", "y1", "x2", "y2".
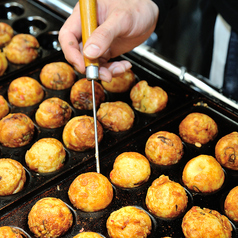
[{"x1": 98, "y1": 60, "x2": 132, "y2": 82}]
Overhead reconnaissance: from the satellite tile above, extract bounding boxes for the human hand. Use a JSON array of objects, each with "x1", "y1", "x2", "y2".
[{"x1": 58, "y1": 0, "x2": 159, "y2": 82}]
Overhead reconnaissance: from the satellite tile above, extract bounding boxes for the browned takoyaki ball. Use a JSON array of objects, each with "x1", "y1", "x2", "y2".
[
  {"x1": 182, "y1": 206, "x2": 232, "y2": 238},
  {"x1": 0, "y1": 113, "x2": 35, "y2": 147},
  {"x1": 0, "y1": 158, "x2": 26, "y2": 196},
  {"x1": 25, "y1": 138, "x2": 66, "y2": 173},
  {"x1": 179, "y1": 112, "x2": 218, "y2": 146},
  {"x1": 182, "y1": 154, "x2": 225, "y2": 193},
  {"x1": 4, "y1": 34, "x2": 40, "y2": 64},
  {"x1": 8, "y1": 77, "x2": 44, "y2": 107},
  {"x1": 70, "y1": 78, "x2": 105, "y2": 110},
  {"x1": 215, "y1": 131, "x2": 238, "y2": 170},
  {"x1": 146, "y1": 175, "x2": 188, "y2": 219},
  {"x1": 68, "y1": 172, "x2": 113, "y2": 212},
  {"x1": 40, "y1": 62, "x2": 76, "y2": 90},
  {"x1": 62, "y1": 115, "x2": 103, "y2": 152},
  {"x1": 0, "y1": 22, "x2": 14, "y2": 47},
  {"x1": 35, "y1": 97, "x2": 72, "y2": 128},
  {"x1": 0, "y1": 226, "x2": 24, "y2": 238},
  {"x1": 145, "y1": 131, "x2": 184, "y2": 166},
  {"x1": 110, "y1": 152, "x2": 151, "y2": 188},
  {"x1": 97, "y1": 101, "x2": 134, "y2": 132},
  {"x1": 0, "y1": 95, "x2": 9, "y2": 119},
  {"x1": 28, "y1": 197, "x2": 73, "y2": 238},
  {"x1": 106, "y1": 206, "x2": 152, "y2": 238},
  {"x1": 224, "y1": 186, "x2": 238, "y2": 222},
  {"x1": 0, "y1": 51, "x2": 8, "y2": 76},
  {"x1": 101, "y1": 69, "x2": 136, "y2": 93},
  {"x1": 73, "y1": 232, "x2": 104, "y2": 238},
  {"x1": 130, "y1": 80, "x2": 168, "y2": 113}
]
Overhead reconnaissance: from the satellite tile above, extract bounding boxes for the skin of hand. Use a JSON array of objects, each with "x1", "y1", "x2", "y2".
[{"x1": 58, "y1": 0, "x2": 159, "y2": 82}]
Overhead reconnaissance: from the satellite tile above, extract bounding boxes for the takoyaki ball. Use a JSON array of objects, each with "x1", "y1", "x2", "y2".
[
  {"x1": 73, "y1": 232, "x2": 104, "y2": 238},
  {"x1": 146, "y1": 175, "x2": 188, "y2": 219},
  {"x1": 0, "y1": 51, "x2": 8, "y2": 76},
  {"x1": 28, "y1": 197, "x2": 73, "y2": 238},
  {"x1": 182, "y1": 206, "x2": 232, "y2": 238},
  {"x1": 3, "y1": 34, "x2": 39, "y2": 64},
  {"x1": 0, "y1": 22, "x2": 14, "y2": 47},
  {"x1": 68, "y1": 172, "x2": 113, "y2": 212},
  {"x1": 145, "y1": 131, "x2": 184, "y2": 166},
  {"x1": 182, "y1": 155, "x2": 225, "y2": 193},
  {"x1": 109, "y1": 152, "x2": 151, "y2": 188},
  {"x1": 70, "y1": 78, "x2": 105, "y2": 110},
  {"x1": 96, "y1": 101, "x2": 134, "y2": 132},
  {"x1": 215, "y1": 131, "x2": 238, "y2": 170},
  {"x1": 25, "y1": 138, "x2": 66, "y2": 173},
  {"x1": 0, "y1": 113, "x2": 35, "y2": 147},
  {"x1": 130, "y1": 80, "x2": 168, "y2": 114},
  {"x1": 0, "y1": 226, "x2": 23, "y2": 238},
  {"x1": 0, "y1": 158, "x2": 26, "y2": 196},
  {"x1": 62, "y1": 115, "x2": 103, "y2": 152},
  {"x1": 179, "y1": 112, "x2": 218, "y2": 146},
  {"x1": 40, "y1": 62, "x2": 76, "y2": 90},
  {"x1": 101, "y1": 69, "x2": 136, "y2": 93},
  {"x1": 8, "y1": 77, "x2": 44, "y2": 107},
  {"x1": 106, "y1": 206, "x2": 152, "y2": 238},
  {"x1": 0, "y1": 95, "x2": 9, "y2": 119},
  {"x1": 35, "y1": 97, "x2": 72, "y2": 128},
  {"x1": 224, "y1": 186, "x2": 238, "y2": 222}
]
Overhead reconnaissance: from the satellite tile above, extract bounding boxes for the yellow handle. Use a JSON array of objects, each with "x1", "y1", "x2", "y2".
[{"x1": 79, "y1": 0, "x2": 99, "y2": 68}]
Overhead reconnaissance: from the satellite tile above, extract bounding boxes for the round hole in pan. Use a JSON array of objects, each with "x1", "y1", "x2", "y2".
[
  {"x1": 37, "y1": 31, "x2": 61, "y2": 51},
  {"x1": 0, "y1": 2, "x2": 24, "y2": 20},
  {"x1": 12, "y1": 16, "x2": 47, "y2": 35}
]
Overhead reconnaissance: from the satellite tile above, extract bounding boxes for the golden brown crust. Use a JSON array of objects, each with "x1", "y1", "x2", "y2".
[
  {"x1": 106, "y1": 206, "x2": 152, "y2": 238},
  {"x1": 224, "y1": 186, "x2": 238, "y2": 222},
  {"x1": 101, "y1": 69, "x2": 136, "y2": 93},
  {"x1": 70, "y1": 78, "x2": 105, "y2": 110},
  {"x1": 0, "y1": 226, "x2": 23, "y2": 238},
  {"x1": 145, "y1": 131, "x2": 184, "y2": 165},
  {"x1": 182, "y1": 206, "x2": 232, "y2": 238},
  {"x1": 73, "y1": 232, "x2": 103, "y2": 238},
  {"x1": 145, "y1": 175, "x2": 188, "y2": 219},
  {"x1": 40, "y1": 62, "x2": 76, "y2": 90},
  {"x1": 0, "y1": 95, "x2": 9, "y2": 119},
  {"x1": 96, "y1": 101, "x2": 134, "y2": 132},
  {"x1": 130, "y1": 80, "x2": 168, "y2": 114},
  {"x1": 215, "y1": 131, "x2": 238, "y2": 170},
  {"x1": 0, "y1": 158, "x2": 26, "y2": 196},
  {"x1": 28, "y1": 197, "x2": 73, "y2": 238},
  {"x1": 0, "y1": 22, "x2": 14, "y2": 47},
  {"x1": 182, "y1": 155, "x2": 225, "y2": 193},
  {"x1": 3, "y1": 34, "x2": 39, "y2": 64},
  {"x1": 68, "y1": 172, "x2": 113, "y2": 212},
  {"x1": 35, "y1": 97, "x2": 72, "y2": 128},
  {"x1": 62, "y1": 115, "x2": 103, "y2": 152},
  {"x1": 179, "y1": 112, "x2": 218, "y2": 145},
  {"x1": 0, "y1": 51, "x2": 8, "y2": 76},
  {"x1": 25, "y1": 138, "x2": 66, "y2": 173},
  {"x1": 0, "y1": 113, "x2": 35, "y2": 147},
  {"x1": 110, "y1": 152, "x2": 151, "y2": 188},
  {"x1": 8, "y1": 77, "x2": 44, "y2": 107}
]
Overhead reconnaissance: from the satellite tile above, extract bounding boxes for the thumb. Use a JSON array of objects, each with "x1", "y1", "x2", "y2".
[{"x1": 83, "y1": 16, "x2": 123, "y2": 60}]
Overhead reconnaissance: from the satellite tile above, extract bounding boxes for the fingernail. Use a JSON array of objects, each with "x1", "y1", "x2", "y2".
[
  {"x1": 125, "y1": 61, "x2": 132, "y2": 69},
  {"x1": 99, "y1": 72, "x2": 109, "y2": 82},
  {"x1": 84, "y1": 44, "x2": 100, "y2": 58},
  {"x1": 112, "y1": 67, "x2": 125, "y2": 75}
]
